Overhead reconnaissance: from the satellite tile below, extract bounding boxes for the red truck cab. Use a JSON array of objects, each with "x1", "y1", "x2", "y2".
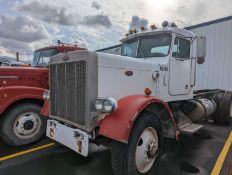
[{"x1": 0, "y1": 44, "x2": 85, "y2": 146}]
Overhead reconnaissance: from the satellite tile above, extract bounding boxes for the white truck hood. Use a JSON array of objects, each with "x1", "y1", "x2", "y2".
[
  {"x1": 96, "y1": 52, "x2": 163, "y2": 100},
  {"x1": 97, "y1": 52, "x2": 160, "y2": 72}
]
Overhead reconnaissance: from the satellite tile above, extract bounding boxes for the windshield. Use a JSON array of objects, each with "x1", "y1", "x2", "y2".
[
  {"x1": 122, "y1": 33, "x2": 172, "y2": 58},
  {"x1": 32, "y1": 48, "x2": 59, "y2": 67}
]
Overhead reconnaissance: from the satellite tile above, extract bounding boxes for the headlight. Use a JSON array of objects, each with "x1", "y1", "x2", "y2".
[
  {"x1": 103, "y1": 100, "x2": 114, "y2": 113},
  {"x1": 95, "y1": 97, "x2": 117, "y2": 113},
  {"x1": 43, "y1": 91, "x2": 50, "y2": 100},
  {"x1": 95, "y1": 99, "x2": 103, "y2": 111}
]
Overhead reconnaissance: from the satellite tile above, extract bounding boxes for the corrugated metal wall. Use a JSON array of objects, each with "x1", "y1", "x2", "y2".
[{"x1": 190, "y1": 19, "x2": 232, "y2": 91}]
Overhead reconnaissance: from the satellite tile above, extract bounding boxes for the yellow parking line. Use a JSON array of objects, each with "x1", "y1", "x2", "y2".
[
  {"x1": 211, "y1": 131, "x2": 232, "y2": 175},
  {"x1": 0, "y1": 143, "x2": 55, "y2": 162}
]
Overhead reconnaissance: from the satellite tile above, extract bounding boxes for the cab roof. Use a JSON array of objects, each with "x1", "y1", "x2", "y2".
[
  {"x1": 35, "y1": 45, "x2": 85, "y2": 52},
  {"x1": 121, "y1": 27, "x2": 196, "y2": 42}
]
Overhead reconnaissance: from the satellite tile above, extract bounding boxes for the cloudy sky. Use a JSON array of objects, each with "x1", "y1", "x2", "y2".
[{"x1": 0, "y1": 0, "x2": 232, "y2": 60}]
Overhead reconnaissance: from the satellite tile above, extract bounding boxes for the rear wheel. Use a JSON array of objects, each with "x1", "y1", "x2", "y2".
[
  {"x1": 111, "y1": 113, "x2": 163, "y2": 175},
  {"x1": 0, "y1": 103, "x2": 46, "y2": 146},
  {"x1": 213, "y1": 91, "x2": 232, "y2": 124}
]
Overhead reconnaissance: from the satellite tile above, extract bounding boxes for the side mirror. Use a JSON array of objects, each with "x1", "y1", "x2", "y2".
[{"x1": 196, "y1": 37, "x2": 206, "y2": 64}]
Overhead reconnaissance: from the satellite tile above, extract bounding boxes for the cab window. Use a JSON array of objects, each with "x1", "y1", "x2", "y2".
[
  {"x1": 172, "y1": 37, "x2": 191, "y2": 59},
  {"x1": 122, "y1": 38, "x2": 138, "y2": 57},
  {"x1": 32, "y1": 48, "x2": 59, "y2": 67}
]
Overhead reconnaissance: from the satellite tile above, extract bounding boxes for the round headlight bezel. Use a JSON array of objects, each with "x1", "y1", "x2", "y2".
[
  {"x1": 95, "y1": 99, "x2": 104, "y2": 111},
  {"x1": 102, "y1": 100, "x2": 114, "y2": 113},
  {"x1": 95, "y1": 97, "x2": 117, "y2": 113}
]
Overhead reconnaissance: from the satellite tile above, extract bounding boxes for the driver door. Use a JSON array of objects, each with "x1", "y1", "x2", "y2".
[{"x1": 169, "y1": 36, "x2": 192, "y2": 95}]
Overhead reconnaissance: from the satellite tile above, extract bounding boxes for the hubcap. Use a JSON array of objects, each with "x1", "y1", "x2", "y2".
[
  {"x1": 24, "y1": 120, "x2": 34, "y2": 130},
  {"x1": 14, "y1": 112, "x2": 42, "y2": 139},
  {"x1": 135, "y1": 127, "x2": 159, "y2": 173}
]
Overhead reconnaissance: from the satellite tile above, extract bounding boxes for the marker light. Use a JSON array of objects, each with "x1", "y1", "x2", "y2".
[
  {"x1": 144, "y1": 88, "x2": 152, "y2": 96},
  {"x1": 141, "y1": 26, "x2": 146, "y2": 31},
  {"x1": 171, "y1": 23, "x2": 177, "y2": 27},
  {"x1": 43, "y1": 91, "x2": 50, "y2": 100},
  {"x1": 162, "y1": 21, "x2": 168, "y2": 28},
  {"x1": 162, "y1": 21, "x2": 178, "y2": 28},
  {"x1": 150, "y1": 25, "x2": 157, "y2": 30}
]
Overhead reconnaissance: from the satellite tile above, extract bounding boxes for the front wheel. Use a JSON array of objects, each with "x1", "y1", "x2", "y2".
[
  {"x1": 111, "y1": 113, "x2": 163, "y2": 175},
  {"x1": 0, "y1": 103, "x2": 46, "y2": 146}
]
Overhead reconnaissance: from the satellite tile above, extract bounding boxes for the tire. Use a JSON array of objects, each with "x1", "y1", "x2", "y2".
[
  {"x1": 213, "y1": 91, "x2": 232, "y2": 125},
  {"x1": 111, "y1": 112, "x2": 163, "y2": 175},
  {"x1": 0, "y1": 103, "x2": 47, "y2": 146}
]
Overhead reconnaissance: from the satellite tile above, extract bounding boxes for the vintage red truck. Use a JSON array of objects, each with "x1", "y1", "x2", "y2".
[
  {"x1": 44, "y1": 21, "x2": 232, "y2": 175},
  {"x1": 0, "y1": 43, "x2": 85, "y2": 146}
]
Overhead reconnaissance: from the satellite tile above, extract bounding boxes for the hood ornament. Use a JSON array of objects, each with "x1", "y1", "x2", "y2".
[{"x1": 63, "y1": 51, "x2": 69, "y2": 61}]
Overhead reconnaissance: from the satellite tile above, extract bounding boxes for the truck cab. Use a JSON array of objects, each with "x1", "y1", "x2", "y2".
[
  {"x1": 120, "y1": 24, "x2": 206, "y2": 102},
  {"x1": 46, "y1": 22, "x2": 231, "y2": 175},
  {"x1": 0, "y1": 44, "x2": 85, "y2": 146},
  {"x1": 32, "y1": 44, "x2": 84, "y2": 67}
]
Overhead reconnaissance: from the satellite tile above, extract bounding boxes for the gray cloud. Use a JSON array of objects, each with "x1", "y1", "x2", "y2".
[
  {"x1": 83, "y1": 15, "x2": 112, "y2": 28},
  {"x1": 91, "y1": 1, "x2": 101, "y2": 9},
  {"x1": 17, "y1": 1, "x2": 76, "y2": 25},
  {"x1": 166, "y1": 0, "x2": 232, "y2": 27},
  {"x1": 168, "y1": 1, "x2": 207, "y2": 26},
  {"x1": 0, "y1": 38, "x2": 32, "y2": 54},
  {"x1": 129, "y1": 15, "x2": 148, "y2": 30},
  {"x1": 72, "y1": 34, "x2": 89, "y2": 48},
  {"x1": 0, "y1": 15, "x2": 49, "y2": 42},
  {"x1": 17, "y1": 1, "x2": 112, "y2": 28}
]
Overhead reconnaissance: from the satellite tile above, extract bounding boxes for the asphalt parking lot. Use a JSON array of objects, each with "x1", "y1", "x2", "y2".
[{"x1": 0, "y1": 121, "x2": 231, "y2": 175}]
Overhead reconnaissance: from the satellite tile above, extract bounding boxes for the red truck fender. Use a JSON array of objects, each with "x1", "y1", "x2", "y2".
[
  {"x1": 0, "y1": 86, "x2": 45, "y2": 114},
  {"x1": 40, "y1": 100, "x2": 49, "y2": 116},
  {"x1": 99, "y1": 95, "x2": 178, "y2": 143}
]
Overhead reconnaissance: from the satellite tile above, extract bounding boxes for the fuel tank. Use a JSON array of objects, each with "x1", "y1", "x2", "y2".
[{"x1": 187, "y1": 98, "x2": 217, "y2": 122}]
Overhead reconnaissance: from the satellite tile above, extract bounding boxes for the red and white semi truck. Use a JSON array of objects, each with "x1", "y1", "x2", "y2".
[
  {"x1": 0, "y1": 43, "x2": 85, "y2": 146},
  {"x1": 44, "y1": 22, "x2": 232, "y2": 175}
]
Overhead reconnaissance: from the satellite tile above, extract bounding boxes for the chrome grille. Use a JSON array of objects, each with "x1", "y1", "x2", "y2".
[{"x1": 50, "y1": 61, "x2": 87, "y2": 126}]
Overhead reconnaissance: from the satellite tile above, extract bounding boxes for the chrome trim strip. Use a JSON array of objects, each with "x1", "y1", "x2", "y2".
[{"x1": 0, "y1": 76, "x2": 19, "y2": 79}]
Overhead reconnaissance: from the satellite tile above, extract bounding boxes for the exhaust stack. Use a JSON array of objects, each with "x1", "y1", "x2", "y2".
[{"x1": 16, "y1": 52, "x2": 19, "y2": 61}]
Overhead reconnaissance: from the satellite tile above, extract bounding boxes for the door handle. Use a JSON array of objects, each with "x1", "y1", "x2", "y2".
[
  {"x1": 163, "y1": 76, "x2": 167, "y2": 86},
  {"x1": 152, "y1": 71, "x2": 159, "y2": 81}
]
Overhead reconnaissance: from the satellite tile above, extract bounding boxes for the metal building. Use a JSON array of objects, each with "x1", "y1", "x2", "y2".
[
  {"x1": 97, "y1": 15, "x2": 232, "y2": 91},
  {"x1": 186, "y1": 16, "x2": 232, "y2": 91}
]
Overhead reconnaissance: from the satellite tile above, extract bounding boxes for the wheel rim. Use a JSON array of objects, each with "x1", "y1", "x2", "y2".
[
  {"x1": 14, "y1": 112, "x2": 42, "y2": 139},
  {"x1": 135, "y1": 127, "x2": 159, "y2": 173}
]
